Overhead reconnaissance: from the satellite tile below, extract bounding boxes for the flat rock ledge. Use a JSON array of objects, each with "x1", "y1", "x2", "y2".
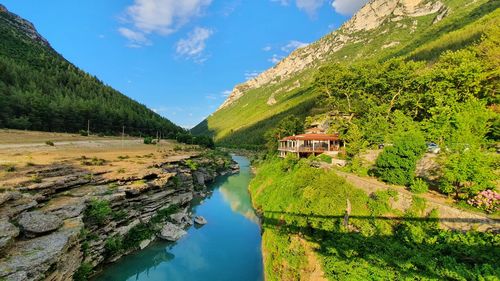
[
  {"x1": 157, "y1": 222, "x2": 187, "y2": 242},
  {"x1": 0, "y1": 218, "x2": 20, "y2": 250},
  {"x1": 18, "y1": 211, "x2": 63, "y2": 236}
]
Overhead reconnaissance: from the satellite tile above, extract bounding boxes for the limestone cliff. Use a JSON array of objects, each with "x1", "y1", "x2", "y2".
[
  {"x1": 0, "y1": 154, "x2": 238, "y2": 281},
  {"x1": 217, "y1": 0, "x2": 446, "y2": 111}
]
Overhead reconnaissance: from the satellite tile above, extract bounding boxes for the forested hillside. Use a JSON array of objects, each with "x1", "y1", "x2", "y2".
[
  {"x1": 0, "y1": 5, "x2": 182, "y2": 136},
  {"x1": 192, "y1": 0, "x2": 499, "y2": 149}
]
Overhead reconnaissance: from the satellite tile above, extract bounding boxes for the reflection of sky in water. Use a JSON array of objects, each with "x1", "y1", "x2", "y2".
[
  {"x1": 219, "y1": 156, "x2": 260, "y2": 224},
  {"x1": 93, "y1": 156, "x2": 263, "y2": 281}
]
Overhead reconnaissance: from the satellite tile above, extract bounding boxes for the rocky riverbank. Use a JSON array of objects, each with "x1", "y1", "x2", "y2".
[{"x1": 0, "y1": 151, "x2": 238, "y2": 281}]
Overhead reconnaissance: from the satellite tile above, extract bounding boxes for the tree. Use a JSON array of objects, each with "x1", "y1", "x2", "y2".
[
  {"x1": 439, "y1": 148, "x2": 494, "y2": 199},
  {"x1": 375, "y1": 129, "x2": 426, "y2": 186},
  {"x1": 265, "y1": 116, "x2": 304, "y2": 153}
]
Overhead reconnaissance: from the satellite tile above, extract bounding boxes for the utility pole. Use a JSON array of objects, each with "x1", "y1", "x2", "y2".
[
  {"x1": 122, "y1": 126, "x2": 125, "y2": 148},
  {"x1": 87, "y1": 120, "x2": 90, "y2": 136}
]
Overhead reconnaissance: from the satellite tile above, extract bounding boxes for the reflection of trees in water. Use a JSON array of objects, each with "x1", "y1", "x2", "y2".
[
  {"x1": 136, "y1": 249, "x2": 175, "y2": 280},
  {"x1": 97, "y1": 244, "x2": 175, "y2": 281}
]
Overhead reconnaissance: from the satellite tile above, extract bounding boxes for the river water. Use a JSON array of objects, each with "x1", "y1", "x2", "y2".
[{"x1": 93, "y1": 156, "x2": 264, "y2": 281}]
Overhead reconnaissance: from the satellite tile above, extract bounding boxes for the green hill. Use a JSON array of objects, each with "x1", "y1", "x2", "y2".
[
  {"x1": 192, "y1": 0, "x2": 499, "y2": 149},
  {"x1": 0, "y1": 5, "x2": 182, "y2": 136}
]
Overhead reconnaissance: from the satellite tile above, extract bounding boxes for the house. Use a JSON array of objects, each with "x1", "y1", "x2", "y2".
[{"x1": 278, "y1": 133, "x2": 342, "y2": 158}]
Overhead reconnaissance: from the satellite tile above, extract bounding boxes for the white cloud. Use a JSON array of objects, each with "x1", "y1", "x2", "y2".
[
  {"x1": 331, "y1": 0, "x2": 368, "y2": 15},
  {"x1": 221, "y1": 90, "x2": 232, "y2": 97},
  {"x1": 281, "y1": 40, "x2": 308, "y2": 52},
  {"x1": 268, "y1": 54, "x2": 284, "y2": 64},
  {"x1": 119, "y1": 0, "x2": 212, "y2": 46},
  {"x1": 176, "y1": 27, "x2": 213, "y2": 61},
  {"x1": 262, "y1": 46, "x2": 272, "y2": 52},
  {"x1": 205, "y1": 94, "x2": 217, "y2": 100},
  {"x1": 296, "y1": 0, "x2": 324, "y2": 16},
  {"x1": 244, "y1": 70, "x2": 262, "y2": 80},
  {"x1": 271, "y1": 0, "x2": 325, "y2": 16},
  {"x1": 271, "y1": 0, "x2": 289, "y2": 5},
  {"x1": 118, "y1": 27, "x2": 151, "y2": 46}
]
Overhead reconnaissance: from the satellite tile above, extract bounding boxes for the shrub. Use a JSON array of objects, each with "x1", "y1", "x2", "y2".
[
  {"x1": 317, "y1": 154, "x2": 332, "y2": 164},
  {"x1": 440, "y1": 148, "x2": 494, "y2": 198},
  {"x1": 410, "y1": 178, "x2": 429, "y2": 194},
  {"x1": 143, "y1": 136, "x2": 155, "y2": 145},
  {"x1": 45, "y1": 140, "x2": 55, "y2": 146},
  {"x1": 122, "y1": 223, "x2": 154, "y2": 250},
  {"x1": 467, "y1": 190, "x2": 499, "y2": 213},
  {"x1": 4, "y1": 164, "x2": 16, "y2": 172},
  {"x1": 81, "y1": 157, "x2": 105, "y2": 166},
  {"x1": 185, "y1": 160, "x2": 199, "y2": 171},
  {"x1": 104, "y1": 236, "x2": 123, "y2": 257},
  {"x1": 73, "y1": 262, "x2": 93, "y2": 281},
  {"x1": 85, "y1": 200, "x2": 112, "y2": 225},
  {"x1": 79, "y1": 130, "x2": 89, "y2": 136},
  {"x1": 31, "y1": 174, "x2": 42, "y2": 183},
  {"x1": 375, "y1": 131, "x2": 426, "y2": 186}
]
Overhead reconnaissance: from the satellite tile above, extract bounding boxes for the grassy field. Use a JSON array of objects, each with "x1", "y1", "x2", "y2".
[{"x1": 0, "y1": 130, "x2": 200, "y2": 190}]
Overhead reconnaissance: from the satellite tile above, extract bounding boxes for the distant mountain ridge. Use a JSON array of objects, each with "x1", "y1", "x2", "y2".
[
  {"x1": 193, "y1": 0, "x2": 499, "y2": 148},
  {"x1": 0, "y1": 5, "x2": 182, "y2": 136},
  {"x1": 0, "y1": 4, "x2": 51, "y2": 48},
  {"x1": 217, "y1": 0, "x2": 447, "y2": 111}
]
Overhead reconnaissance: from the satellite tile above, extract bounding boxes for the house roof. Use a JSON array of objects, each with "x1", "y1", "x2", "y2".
[{"x1": 280, "y1": 133, "x2": 340, "y2": 141}]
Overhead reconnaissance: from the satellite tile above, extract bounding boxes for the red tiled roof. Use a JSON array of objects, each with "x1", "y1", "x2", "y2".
[{"x1": 280, "y1": 133, "x2": 340, "y2": 141}]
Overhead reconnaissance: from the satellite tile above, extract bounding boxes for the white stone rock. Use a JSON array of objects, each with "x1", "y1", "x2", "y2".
[
  {"x1": 157, "y1": 222, "x2": 187, "y2": 242},
  {"x1": 194, "y1": 216, "x2": 207, "y2": 225}
]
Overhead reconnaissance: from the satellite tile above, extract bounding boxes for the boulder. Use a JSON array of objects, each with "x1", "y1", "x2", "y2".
[
  {"x1": 139, "y1": 239, "x2": 152, "y2": 250},
  {"x1": 169, "y1": 208, "x2": 192, "y2": 228},
  {"x1": 157, "y1": 222, "x2": 187, "y2": 241},
  {"x1": 0, "y1": 218, "x2": 19, "y2": 250},
  {"x1": 18, "y1": 211, "x2": 63, "y2": 236},
  {"x1": 194, "y1": 216, "x2": 207, "y2": 225}
]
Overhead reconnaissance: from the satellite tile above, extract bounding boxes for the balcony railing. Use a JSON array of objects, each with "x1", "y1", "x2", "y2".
[{"x1": 278, "y1": 146, "x2": 338, "y2": 152}]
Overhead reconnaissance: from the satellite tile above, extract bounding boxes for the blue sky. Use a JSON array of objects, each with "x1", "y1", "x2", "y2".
[{"x1": 1, "y1": 0, "x2": 366, "y2": 128}]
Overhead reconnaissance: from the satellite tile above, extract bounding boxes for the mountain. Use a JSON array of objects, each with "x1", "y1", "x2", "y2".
[
  {"x1": 192, "y1": 0, "x2": 499, "y2": 148},
  {"x1": 0, "y1": 4, "x2": 182, "y2": 136}
]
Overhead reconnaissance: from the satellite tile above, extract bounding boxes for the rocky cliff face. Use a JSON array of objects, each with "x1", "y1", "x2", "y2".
[
  {"x1": 217, "y1": 0, "x2": 446, "y2": 111},
  {"x1": 0, "y1": 154, "x2": 238, "y2": 281},
  {"x1": 0, "y1": 4, "x2": 51, "y2": 48}
]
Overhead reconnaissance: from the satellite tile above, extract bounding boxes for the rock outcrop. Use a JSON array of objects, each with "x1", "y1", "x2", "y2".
[
  {"x1": 18, "y1": 211, "x2": 63, "y2": 236},
  {"x1": 0, "y1": 153, "x2": 239, "y2": 281},
  {"x1": 158, "y1": 222, "x2": 188, "y2": 241},
  {"x1": 0, "y1": 4, "x2": 51, "y2": 48},
  {"x1": 216, "y1": 0, "x2": 447, "y2": 111},
  {"x1": 194, "y1": 216, "x2": 207, "y2": 225}
]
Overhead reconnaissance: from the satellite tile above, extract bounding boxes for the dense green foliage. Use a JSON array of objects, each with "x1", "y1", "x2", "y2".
[
  {"x1": 376, "y1": 130, "x2": 427, "y2": 186},
  {"x1": 264, "y1": 116, "x2": 304, "y2": 152},
  {"x1": 193, "y1": 0, "x2": 499, "y2": 150},
  {"x1": 0, "y1": 9, "x2": 182, "y2": 136},
  {"x1": 84, "y1": 200, "x2": 112, "y2": 225},
  {"x1": 250, "y1": 157, "x2": 500, "y2": 281}
]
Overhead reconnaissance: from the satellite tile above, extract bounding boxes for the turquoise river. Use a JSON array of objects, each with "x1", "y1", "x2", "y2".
[{"x1": 93, "y1": 156, "x2": 264, "y2": 281}]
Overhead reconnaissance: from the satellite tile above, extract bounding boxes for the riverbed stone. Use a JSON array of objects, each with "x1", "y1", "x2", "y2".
[
  {"x1": 194, "y1": 216, "x2": 207, "y2": 225},
  {"x1": 157, "y1": 222, "x2": 187, "y2": 241},
  {"x1": 18, "y1": 211, "x2": 63, "y2": 236},
  {"x1": 139, "y1": 239, "x2": 152, "y2": 250}
]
